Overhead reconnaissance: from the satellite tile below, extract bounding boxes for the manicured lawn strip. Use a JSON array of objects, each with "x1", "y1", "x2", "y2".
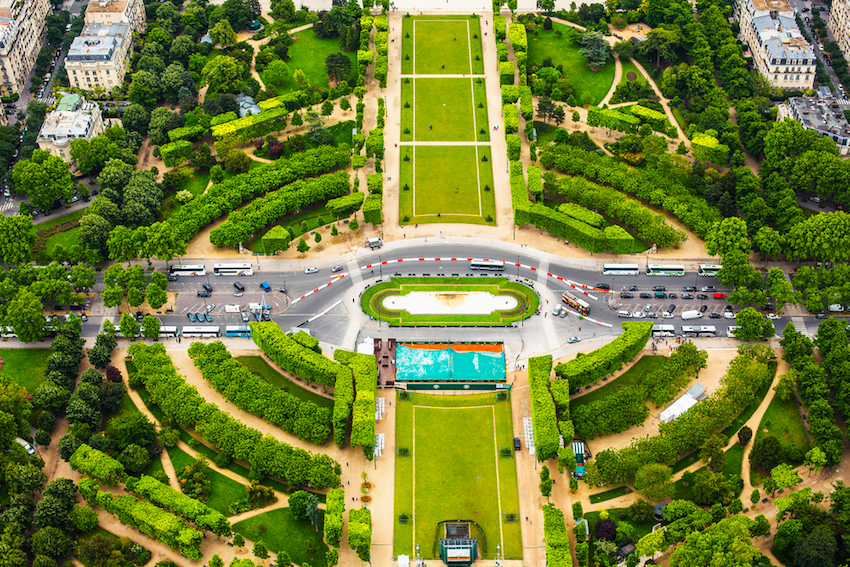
[
  {"x1": 670, "y1": 106, "x2": 688, "y2": 133},
  {"x1": 494, "y1": 396, "x2": 523, "y2": 559},
  {"x1": 589, "y1": 485, "x2": 632, "y2": 504},
  {"x1": 670, "y1": 450, "x2": 702, "y2": 474},
  {"x1": 473, "y1": 79, "x2": 490, "y2": 141},
  {"x1": 402, "y1": 16, "x2": 413, "y2": 74},
  {"x1": 414, "y1": 145, "x2": 480, "y2": 214},
  {"x1": 45, "y1": 227, "x2": 81, "y2": 255},
  {"x1": 414, "y1": 78, "x2": 474, "y2": 142},
  {"x1": 526, "y1": 22, "x2": 615, "y2": 105},
  {"x1": 570, "y1": 356, "x2": 665, "y2": 411},
  {"x1": 469, "y1": 16, "x2": 485, "y2": 74},
  {"x1": 261, "y1": 27, "x2": 356, "y2": 94},
  {"x1": 414, "y1": 405, "x2": 502, "y2": 559},
  {"x1": 399, "y1": 145, "x2": 413, "y2": 223},
  {"x1": 2, "y1": 348, "x2": 52, "y2": 393},
  {"x1": 619, "y1": 59, "x2": 647, "y2": 85},
  {"x1": 722, "y1": 444, "x2": 745, "y2": 480},
  {"x1": 393, "y1": 394, "x2": 414, "y2": 556},
  {"x1": 36, "y1": 208, "x2": 85, "y2": 231},
  {"x1": 233, "y1": 508, "x2": 329, "y2": 567},
  {"x1": 477, "y1": 146, "x2": 496, "y2": 223},
  {"x1": 401, "y1": 79, "x2": 413, "y2": 141},
  {"x1": 361, "y1": 277, "x2": 538, "y2": 326},
  {"x1": 236, "y1": 355, "x2": 334, "y2": 408},
  {"x1": 168, "y1": 446, "x2": 248, "y2": 516},
  {"x1": 245, "y1": 204, "x2": 335, "y2": 253},
  {"x1": 753, "y1": 390, "x2": 809, "y2": 455},
  {"x1": 720, "y1": 361, "x2": 778, "y2": 440},
  {"x1": 413, "y1": 19, "x2": 473, "y2": 74}
]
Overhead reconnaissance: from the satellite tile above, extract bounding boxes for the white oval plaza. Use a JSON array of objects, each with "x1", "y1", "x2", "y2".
[{"x1": 381, "y1": 291, "x2": 518, "y2": 315}]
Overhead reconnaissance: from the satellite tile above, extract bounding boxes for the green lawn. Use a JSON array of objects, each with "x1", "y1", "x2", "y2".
[
  {"x1": 754, "y1": 392, "x2": 810, "y2": 460},
  {"x1": 394, "y1": 392, "x2": 414, "y2": 556},
  {"x1": 1, "y1": 348, "x2": 52, "y2": 393},
  {"x1": 161, "y1": 170, "x2": 212, "y2": 219},
  {"x1": 44, "y1": 227, "x2": 81, "y2": 255},
  {"x1": 570, "y1": 356, "x2": 665, "y2": 412},
  {"x1": 244, "y1": 204, "x2": 334, "y2": 253},
  {"x1": 36, "y1": 208, "x2": 85, "y2": 231},
  {"x1": 399, "y1": 145, "x2": 496, "y2": 225},
  {"x1": 401, "y1": 79, "x2": 414, "y2": 141},
  {"x1": 402, "y1": 16, "x2": 484, "y2": 75},
  {"x1": 233, "y1": 508, "x2": 328, "y2": 567},
  {"x1": 674, "y1": 444, "x2": 747, "y2": 501},
  {"x1": 261, "y1": 28, "x2": 356, "y2": 94},
  {"x1": 472, "y1": 78, "x2": 490, "y2": 141},
  {"x1": 720, "y1": 361, "x2": 778, "y2": 441},
  {"x1": 584, "y1": 507, "x2": 656, "y2": 540},
  {"x1": 619, "y1": 59, "x2": 647, "y2": 85},
  {"x1": 362, "y1": 277, "x2": 537, "y2": 327},
  {"x1": 589, "y1": 485, "x2": 633, "y2": 504},
  {"x1": 168, "y1": 446, "x2": 248, "y2": 516},
  {"x1": 527, "y1": 22, "x2": 615, "y2": 105},
  {"x1": 412, "y1": 403, "x2": 515, "y2": 559},
  {"x1": 236, "y1": 356, "x2": 334, "y2": 408},
  {"x1": 414, "y1": 78, "x2": 475, "y2": 141}
]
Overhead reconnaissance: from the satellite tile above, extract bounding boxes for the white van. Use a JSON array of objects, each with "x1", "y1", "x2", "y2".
[
  {"x1": 618, "y1": 310, "x2": 632, "y2": 318},
  {"x1": 15, "y1": 437, "x2": 35, "y2": 455},
  {"x1": 727, "y1": 326, "x2": 740, "y2": 338},
  {"x1": 681, "y1": 310, "x2": 703, "y2": 320},
  {"x1": 828, "y1": 304, "x2": 845, "y2": 312}
]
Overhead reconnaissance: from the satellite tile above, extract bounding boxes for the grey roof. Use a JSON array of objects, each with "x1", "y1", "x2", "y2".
[
  {"x1": 200, "y1": 33, "x2": 212, "y2": 44},
  {"x1": 752, "y1": 14, "x2": 814, "y2": 61},
  {"x1": 38, "y1": 101, "x2": 99, "y2": 144},
  {"x1": 787, "y1": 96, "x2": 850, "y2": 145},
  {"x1": 67, "y1": 23, "x2": 128, "y2": 61},
  {"x1": 686, "y1": 383, "x2": 705, "y2": 399},
  {"x1": 235, "y1": 94, "x2": 261, "y2": 118}
]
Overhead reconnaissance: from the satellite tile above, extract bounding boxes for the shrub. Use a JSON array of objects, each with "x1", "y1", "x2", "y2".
[
  {"x1": 543, "y1": 504, "x2": 571, "y2": 567},
  {"x1": 555, "y1": 322, "x2": 652, "y2": 389}
]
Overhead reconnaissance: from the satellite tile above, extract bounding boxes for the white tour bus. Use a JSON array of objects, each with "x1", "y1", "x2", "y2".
[
  {"x1": 169, "y1": 264, "x2": 206, "y2": 277},
  {"x1": 213, "y1": 263, "x2": 254, "y2": 276},
  {"x1": 646, "y1": 264, "x2": 686, "y2": 277},
  {"x1": 682, "y1": 325, "x2": 717, "y2": 337},
  {"x1": 602, "y1": 263, "x2": 640, "y2": 276},
  {"x1": 181, "y1": 326, "x2": 221, "y2": 338}
]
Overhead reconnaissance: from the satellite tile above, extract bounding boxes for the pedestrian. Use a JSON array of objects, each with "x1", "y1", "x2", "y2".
[{"x1": 455, "y1": 187, "x2": 458, "y2": 193}]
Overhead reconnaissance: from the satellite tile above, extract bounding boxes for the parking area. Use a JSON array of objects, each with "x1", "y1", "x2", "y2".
[{"x1": 171, "y1": 285, "x2": 290, "y2": 322}]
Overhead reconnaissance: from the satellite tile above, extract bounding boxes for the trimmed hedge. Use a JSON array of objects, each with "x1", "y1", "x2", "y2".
[
  {"x1": 209, "y1": 170, "x2": 351, "y2": 248},
  {"x1": 366, "y1": 173, "x2": 383, "y2": 194},
  {"x1": 528, "y1": 355, "x2": 560, "y2": 462},
  {"x1": 499, "y1": 61, "x2": 515, "y2": 85},
  {"x1": 507, "y1": 134, "x2": 521, "y2": 161},
  {"x1": 555, "y1": 322, "x2": 652, "y2": 390},
  {"x1": 260, "y1": 225, "x2": 292, "y2": 254},
  {"x1": 527, "y1": 166, "x2": 542, "y2": 196},
  {"x1": 127, "y1": 342, "x2": 341, "y2": 489},
  {"x1": 188, "y1": 341, "x2": 332, "y2": 444},
  {"x1": 327, "y1": 191, "x2": 365, "y2": 217},
  {"x1": 504, "y1": 103, "x2": 519, "y2": 134},
  {"x1": 691, "y1": 132, "x2": 730, "y2": 165},
  {"x1": 519, "y1": 86, "x2": 533, "y2": 121},
  {"x1": 324, "y1": 488, "x2": 345, "y2": 548},
  {"x1": 211, "y1": 106, "x2": 288, "y2": 154},
  {"x1": 363, "y1": 193, "x2": 383, "y2": 225},
  {"x1": 586, "y1": 106, "x2": 640, "y2": 133},
  {"x1": 160, "y1": 140, "x2": 193, "y2": 168},
  {"x1": 501, "y1": 85, "x2": 520, "y2": 104},
  {"x1": 167, "y1": 124, "x2": 206, "y2": 143},
  {"x1": 290, "y1": 330, "x2": 320, "y2": 353},
  {"x1": 572, "y1": 385, "x2": 649, "y2": 439},
  {"x1": 334, "y1": 350, "x2": 377, "y2": 458},
  {"x1": 542, "y1": 504, "x2": 572, "y2": 567},
  {"x1": 164, "y1": 146, "x2": 349, "y2": 242},
  {"x1": 210, "y1": 111, "x2": 238, "y2": 126},
  {"x1": 258, "y1": 91, "x2": 310, "y2": 112},
  {"x1": 133, "y1": 474, "x2": 231, "y2": 536},
  {"x1": 629, "y1": 104, "x2": 670, "y2": 132},
  {"x1": 95, "y1": 489, "x2": 203, "y2": 559},
  {"x1": 69, "y1": 444, "x2": 125, "y2": 487},
  {"x1": 557, "y1": 203, "x2": 604, "y2": 228},
  {"x1": 496, "y1": 42, "x2": 509, "y2": 62},
  {"x1": 494, "y1": 15, "x2": 506, "y2": 41},
  {"x1": 348, "y1": 508, "x2": 372, "y2": 562},
  {"x1": 540, "y1": 143, "x2": 721, "y2": 239},
  {"x1": 508, "y1": 22, "x2": 527, "y2": 52}
]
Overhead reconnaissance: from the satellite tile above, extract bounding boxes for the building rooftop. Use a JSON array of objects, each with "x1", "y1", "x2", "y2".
[
  {"x1": 66, "y1": 23, "x2": 128, "y2": 61},
  {"x1": 753, "y1": 14, "x2": 815, "y2": 60},
  {"x1": 789, "y1": 96, "x2": 850, "y2": 139},
  {"x1": 235, "y1": 94, "x2": 261, "y2": 118},
  {"x1": 748, "y1": 0, "x2": 792, "y2": 12},
  {"x1": 55, "y1": 93, "x2": 82, "y2": 112},
  {"x1": 86, "y1": 0, "x2": 129, "y2": 14},
  {"x1": 38, "y1": 98, "x2": 99, "y2": 144}
]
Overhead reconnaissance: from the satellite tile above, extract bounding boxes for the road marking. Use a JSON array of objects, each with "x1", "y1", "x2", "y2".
[
  {"x1": 306, "y1": 300, "x2": 342, "y2": 323},
  {"x1": 542, "y1": 317, "x2": 559, "y2": 350},
  {"x1": 346, "y1": 259, "x2": 363, "y2": 284},
  {"x1": 340, "y1": 317, "x2": 361, "y2": 350},
  {"x1": 291, "y1": 275, "x2": 347, "y2": 305},
  {"x1": 536, "y1": 259, "x2": 549, "y2": 285}
]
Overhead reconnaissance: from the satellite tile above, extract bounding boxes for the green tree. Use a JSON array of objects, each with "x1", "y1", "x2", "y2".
[
  {"x1": 210, "y1": 20, "x2": 238, "y2": 48},
  {"x1": 578, "y1": 31, "x2": 611, "y2": 67},
  {"x1": 233, "y1": 533, "x2": 245, "y2": 548},
  {"x1": 253, "y1": 541, "x2": 269, "y2": 559},
  {"x1": 292, "y1": 69, "x2": 309, "y2": 90},
  {"x1": 321, "y1": 99, "x2": 334, "y2": 116},
  {"x1": 771, "y1": 463, "x2": 802, "y2": 490},
  {"x1": 141, "y1": 315, "x2": 160, "y2": 339},
  {"x1": 634, "y1": 463, "x2": 674, "y2": 501},
  {"x1": 314, "y1": 232, "x2": 322, "y2": 244},
  {"x1": 349, "y1": 218, "x2": 359, "y2": 231},
  {"x1": 201, "y1": 55, "x2": 246, "y2": 95},
  {"x1": 210, "y1": 164, "x2": 225, "y2": 184},
  {"x1": 70, "y1": 505, "x2": 99, "y2": 532},
  {"x1": 118, "y1": 443, "x2": 150, "y2": 475},
  {"x1": 224, "y1": 148, "x2": 251, "y2": 173},
  {"x1": 773, "y1": 369, "x2": 798, "y2": 401},
  {"x1": 700, "y1": 433, "x2": 727, "y2": 471},
  {"x1": 12, "y1": 150, "x2": 74, "y2": 211},
  {"x1": 0, "y1": 216, "x2": 36, "y2": 266},
  {"x1": 264, "y1": 59, "x2": 290, "y2": 87},
  {"x1": 119, "y1": 313, "x2": 139, "y2": 339},
  {"x1": 208, "y1": 555, "x2": 224, "y2": 567},
  {"x1": 750, "y1": 488, "x2": 760, "y2": 506},
  {"x1": 8, "y1": 288, "x2": 47, "y2": 343},
  {"x1": 705, "y1": 217, "x2": 750, "y2": 257},
  {"x1": 276, "y1": 551, "x2": 293, "y2": 567},
  {"x1": 325, "y1": 52, "x2": 352, "y2": 84},
  {"x1": 804, "y1": 447, "x2": 827, "y2": 476},
  {"x1": 31, "y1": 527, "x2": 73, "y2": 558},
  {"x1": 296, "y1": 237, "x2": 310, "y2": 253},
  {"x1": 738, "y1": 425, "x2": 753, "y2": 446},
  {"x1": 642, "y1": 26, "x2": 683, "y2": 67},
  {"x1": 734, "y1": 308, "x2": 773, "y2": 341}
]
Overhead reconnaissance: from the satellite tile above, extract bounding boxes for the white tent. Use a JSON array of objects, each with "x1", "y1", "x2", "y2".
[
  {"x1": 398, "y1": 555, "x2": 410, "y2": 567},
  {"x1": 660, "y1": 394, "x2": 699, "y2": 423}
]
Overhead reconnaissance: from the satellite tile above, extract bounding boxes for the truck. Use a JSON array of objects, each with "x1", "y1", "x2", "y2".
[
  {"x1": 680, "y1": 310, "x2": 703, "y2": 320},
  {"x1": 365, "y1": 237, "x2": 383, "y2": 249}
]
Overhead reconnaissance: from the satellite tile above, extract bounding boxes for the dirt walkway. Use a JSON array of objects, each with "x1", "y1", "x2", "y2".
[{"x1": 598, "y1": 54, "x2": 623, "y2": 107}]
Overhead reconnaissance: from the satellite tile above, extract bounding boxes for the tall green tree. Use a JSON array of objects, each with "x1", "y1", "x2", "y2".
[
  {"x1": 7, "y1": 288, "x2": 47, "y2": 343},
  {"x1": 12, "y1": 150, "x2": 74, "y2": 211}
]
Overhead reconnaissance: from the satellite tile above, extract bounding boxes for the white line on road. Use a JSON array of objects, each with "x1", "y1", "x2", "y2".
[{"x1": 306, "y1": 300, "x2": 342, "y2": 323}]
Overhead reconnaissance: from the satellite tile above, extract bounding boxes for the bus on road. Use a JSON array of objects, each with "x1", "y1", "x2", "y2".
[
  {"x1": 602, "y1": 263, "x2": 640, "y2": 276},
  {"x1": 225, "y1": 325, "x2": 252, "y2": 337},
  {"x1": 651, "y1": 324, "x2": 675, "y2": 337},
  {"x1": 470, "y1": 259, "x2": 505, "y2": 271},
  {"x1": 646, "y1": 264, "x2": 686, "y2": 277},
  {"x1": 159, "y1": 326, "x2": 178, "y2": 338},
  {"x1": 682, "y1": 325, "x2": 717, "y2": 337},
  {"x1": 181, "y1": 326, "x2": 221, "y2": 338},
  {"x1": 213, "y1": 263, "x2": 253, "y2": 276},
  {"x1": 169, "y1": 264, "x2": 206, "y2": 277},
  {"x1": 561, "y1": 291, "x2": 591, "y2": 316},
  {"x1": 698, "y1": 264, "x2": 722, "y2": 277}
]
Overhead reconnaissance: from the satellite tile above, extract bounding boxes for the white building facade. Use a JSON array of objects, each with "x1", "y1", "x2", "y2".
[
  {"x1": 84, "y1": 0, "x2": 146, "y2": 34},
  {"x1": 65, "y1": 23, "x2": 133, "y2": 92},
  {"x1": 37, "y1": 94, "x2": 106, "y2": 163},
  {"x1": 0, "y1": 0, "x2": 50, "y2": 96}
]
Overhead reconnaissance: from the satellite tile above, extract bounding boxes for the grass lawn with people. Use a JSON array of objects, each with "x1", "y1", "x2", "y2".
[
  {"x1": 414, "y1": 78, "x2": 476, "y2": 141},
  {"x1": 527, "y1": 21, "x2": 615, "y2": 105},
  {"x1": 402, "y1": 15, "x2": 484, "y2": 74}
]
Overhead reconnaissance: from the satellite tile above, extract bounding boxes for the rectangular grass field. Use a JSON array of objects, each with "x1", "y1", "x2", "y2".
[
  {"x1": 414, "y1": 78, "x2": 475, "y2": 141},
  {"x1": 395, "y1": 393, "x2": 522, "y2": 559},
  {"x1": 401, "y1": 16, "x2": 484, "y2": 75},
  {"x1": 2, "y1": 349, "x2": 52, "y2": 393},
  {"x1": 261, "y1": 28, "x2": 356, "y2": 94}
]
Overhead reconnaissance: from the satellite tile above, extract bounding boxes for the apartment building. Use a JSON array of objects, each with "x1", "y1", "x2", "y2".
[
  {"x1": 84, "y1": 0, "x2": 146, "y2": 34},
  {"x1": 828, "y1": 0, "x2": 850, "y2": 65},
  {"x1": 777, "y1": 89, "x2": 850, "y2": 155},
  {"x1": 65, "y1": 23, "x2": 132, "y2": 92},
  {"x1": 736, "y1": 0, "x2": 816, "y2": 89},
  {"x1": 37, "y1": 94, "x2": 105, "y2": 163},
  {"x1": 0, "y1": 0, "x2": 50, "y2": 96}
]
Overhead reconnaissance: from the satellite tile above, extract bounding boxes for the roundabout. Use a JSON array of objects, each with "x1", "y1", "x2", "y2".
[{"x1": 361, "y1": 277, "x2": 539, "y2": 326}]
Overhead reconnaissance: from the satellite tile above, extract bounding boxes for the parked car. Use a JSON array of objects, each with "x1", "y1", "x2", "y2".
[
  {"x1": 667, "y1": 304, "x2": 676, "y2": 313},
  {"x1": 240, "y1": 311, "x2": 249, "y2": 323},
  {"x1": 233, "y1": 291, "x2": 243, "y2": 297},
  {"x1": 187, "y1": 313, "x2": 197, "y2": 322},
  {"x1": 645, "y1": 304, "x2": 652, "y2": 312},
  {"x1": 724, "y1": 311, "x2": 736, "y2": 319},
  {"x1": 640, "y1": 292, "x2": 652, "y2": 299},
  {"x1": 668, "y1": 293, "x2": 677, "y2": 299},
  {"x1": 261, "y1": 312, "x2": 270, "y2": 321},
  {"x1": 260, "y1": 282, "x2": 271, "y2": 292},
  {"x1": 632, "y1": 311, "x2": 645, "y2": 318},
  {"x1": 205, "y1": 304, "x2": 215, "y2": 312},
  {"x1": 652, "y1": 285, "x2": 666, "y2": 292},
  {"x1": 682, "y1": 286, "x2": 696, "y2": 292},
  {"x1": 202, "y1": 282, "x2": 212, "y2": 292},
  {"x1": 682, "y1": 293, "x2": 694, "y2": 299},
  {"x1": 135, "y1": 311, "x2": 144, "y2": 322},
  {"x1": 661, "y1": 312, "x2": 674, "y2": 319},
  {"x1": 646, "y1": 312, "x2": 658, "y2": 318},
  {"x1": 196, "y1": 313, "x2": 205, "y2": 322},
  {"x1": 167, "y1": 274, "x2": 178, "y2": 282},
  {"x1": 233, "y1": 282, "x2": 245, "y2": 292},
  {"x1": 552, "y1": 305, "x2": 562, "y2": 317},
  {"x1": 567, "y1": 336, "x2": 581, "y2": 344},
  {"x1": 713, "y1": 292, "x2": 726, "y2": 299},
  {"x1": 629, "y1": 285, "x2": 639, "y2": 291},
  {"x1": 709, "y1": 312, "x2": 721, "y2": 319},
  {"x1": 305, "y1": 267, "x2": 319, "y2": 274},
  {"x1": 197, "y1": 290, "x2": 211, "y2": 298},
  {"x1": 700, "y1": 305, "x2": 708, "y2": 312},
  {"x1": 697, "y1": 293, "x2": 709, "y2": 300},
  {"x1": 205, "y1": 313, "x2": 213, "y2": 322},
  {"x1": 15, "y1": 437, "x2": 35, "y2": 455},
  {"x1": 620, "y1": 292, "x2": 634, "y2": 299},
  {"x1": 701, "y1": 286, "x2": 716, "y2": 292},
  {"x1": 767, "y1": 313, "x2": 781, "y2": 320},
  {"x1": 596, "y1": 283, "x2": 611, "y2": 290}
]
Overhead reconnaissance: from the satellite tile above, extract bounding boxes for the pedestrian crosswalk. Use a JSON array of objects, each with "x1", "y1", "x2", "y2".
[
  {"x1": 537, "y1": 259, "x2": 549, "y2": 285},
  {"x1": 542, "y1": 317, "x2": 559, "y2": 351},
  {"x1": 790, "y1": 316, "x2": 810, "y2": 337},
  {"x1": 341, "y1": 318, "x2": 361, "y2": 350},
  {"x1": 0, "y1": 200, "x2": 16, "y2": 212},
  {"x1": 347, "y1": 259, "x2": 363, "y2": 284}
]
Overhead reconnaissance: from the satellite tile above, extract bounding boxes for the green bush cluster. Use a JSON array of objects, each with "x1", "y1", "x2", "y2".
[
  {"x1": 366, "y1": 173, "x2": 383, "y2": 194},
  {"x1": 496, "y1": 43, "x2": 509, "y2": 62},
  {"x1": 528, "y1": 355, "x2": 561, "y2": 462},
  {"x1": 519, "y1": 86, "x2": 533, "y2": 121},
  {"x1": 327, "y1": 191, "x2": 365, "y2": 218},
  {"x1": 556, "y1": 175, "x2": 685, "y2": 248},
  {"x1": 504, "y1": 103, "x2": 519, "y2": 134},
  {"x1": 499, "y1": 61, "x2": 515, "y2": 85},
  {"x1": 167, "y1": 124, "x2": 206, "y2": 143},
  {"x1": 557, "y1": 203, "x2": 604, "y2": 228},
  {"x1": 573, "y1": 385, "x2": 650, "y2": 439},
  {"x1": 629, "y1": 104, "x2": 671, "y2": 132},
  {"x1": 69, "y1": 444, "x2": 125, "y2": 487},
  {"x1": 348, "y1": 508, "x2": 372, "y2": 562},
  {"x1": 542, "y1": 504, "x2": 572, "y2": 567},
  {"x1": 507, "y1": 134, "x2": 521, "y2": 160},
  {"x1": 366, "y1": 127, "x2": 384, "y2": 160},
  {"x1": 363, "y1": 194, "x2": 382, "y2": 225},
  {"x1": 133, "y1": 475, "x2": 231, "y2": 536},
  {"x1": 290, "y1": 330, "x2": 321, "y2": 353},
  {"x1": 324, "y1": 488, "x2": 345, "y2": 548},
  {"x1": 261, "y1": 225, "x2": 292, "y2": 254},
  {"x1": 494, "y1": 15, "x2": 507, "y2": 41},
  {"x1": 527, "y1": 166, "x2": 542, "y2": 196},
  {"x1": 165, "y1": 146, "x2": 349, "y2": 242},
  {"x1": 540, "y1": 143, "x2": 720, "y2": 238},
  {"x1": 642, "y1": 342, "x2": 707, "y2": 407},
  {"x1": 501, "y1": 85, "x2": 520, "y2": 103},
  {"x1": 210, "y1": 111, "x2": 238, "y2": 127},
  {"x1": 95, "y1": 489, "x2": 203, "y2": 559},
  {"x1": 160, "y1": 140, "x2": 193, "y2": 168},
  {"x1": 375, "y1": 54, "x2": 388, "y2": 88},
  {"x1": 127, "y1": 342, "x2": 341, "y2": 489},
  {"x1": 334, "y1": 350, "x2": 377, "y2": 458},
  {"x1": 374, "y1": 15, "x2": 388, "y2": 31},
  {"x1": 374, "y1": 31, "x2": 388, "y2": 56},
  {"x1": 691, "y1": 131, "x2": 730, "y2": 165},
  {"x1": 211, "y1": 107, "x2": 289, "y2": 154},
  {"x1": 188, "y1": 341, "x2": 333, "y2": 444},
  {"x1": 508, "y1": 22, "x2": 527, "y2": 52},
  {"x1": 586, "y1": 106, "x2": 641, "y2": 133},
  {"x1": 555, "y1": 322, "x2": 652, "y2": 390},
  {"x1": 210, "y1": 170, "x2": 350, "y2": 248}
]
